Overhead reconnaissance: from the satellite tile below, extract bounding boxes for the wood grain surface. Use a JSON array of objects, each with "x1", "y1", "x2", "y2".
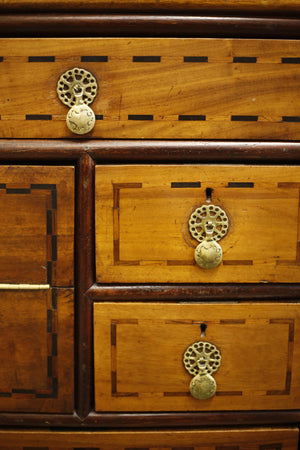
[
  {"x1": 2, "y1": 15, "x2": 300, "y2": 39},
  {"x1": 94, "y1": 302, "x2": 300, "y2": 412},
  {"x1": 2, "y1": 38, "x2": 300, "y2": 139},
  {"x1": 0, "y1": 427, "x2": 297, "y2": 448},
  {"x1": 2, "y1": 0, "x2": 300, "y2": 12},
  {"x1": 0, "y1": 288, "x2": 74, "y2": 413},
  {"x1": 0, "y1": 166, "x2": 74, "y2": 286},
  {"x1": 96, "y1": 164, "x2": 300, "y2": 283}
]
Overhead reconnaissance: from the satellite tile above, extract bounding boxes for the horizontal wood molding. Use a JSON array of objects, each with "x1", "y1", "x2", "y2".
[
  {"x1": 0, "y1": 427, "x2": 298, "y2": 448},
  {"x1": 88, "y1": 283, "x2": 300, "y2": 301},
  {"x1": 2, "y1": 15, "x2": 300, "y2": 38},
  {"x1": 1, "y1": 140, "x2": 300, "y2": 163},
  {"x1": 3, "y1": 0, "x2": 300, "y2": 13},
  {"x1": 0, "y1": 411, "x2": 299, "y2": 427}
]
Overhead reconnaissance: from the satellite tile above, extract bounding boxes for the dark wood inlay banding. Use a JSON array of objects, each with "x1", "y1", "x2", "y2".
[
  {"x1": 282, "y1": 57, "x2": 300, "y2": 63},
  {"x1": 282, "y1": 116, "x2": 300, "y2": 122},
  {"x1": 28, "y1": 56, "x2": 55, "y2": 62},
  {"x1": 184, "y1": 56, "x2": 208, "y2": 62},
  {"x1": 81, "y1": 55, "x2": 108, "y2": 62},
  {"x1": 128, "y1": 115, "x2": 153, "y2": 120},
  {"x1": 227, "y1": 182, "x2": 254, "y2": 188},
  {"x1": 178, "y1": 115, "x2": 206, "y2": 121},
  {"x1": 26, "y1": 115, "x2": 52, "y2": 120},
  {"x1": 231, "y1": 115, "x2": 258, "y2": 121},
  {"x1": 133, "y1": 56, "x2": 161, "y2": 62},
  {"x1": 233, "y1": 56, "x2": 257, "y2": 63},
  {"x1": 171, "y1": 182, "x2": 201, "y2": 188}
]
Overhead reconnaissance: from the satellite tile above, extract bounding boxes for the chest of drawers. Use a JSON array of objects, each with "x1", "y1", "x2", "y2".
[{"x1": 1, "y1": 1, "x2": 300, "y2": 448}]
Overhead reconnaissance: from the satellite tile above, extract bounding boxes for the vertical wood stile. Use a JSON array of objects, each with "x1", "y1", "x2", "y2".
[{"x1": 76, "y1": 153, "x2": 95, "y2": 419}]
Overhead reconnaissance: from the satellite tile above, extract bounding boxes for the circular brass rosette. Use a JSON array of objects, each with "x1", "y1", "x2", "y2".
[
  {"x1": 57, "y1": 68, "x2": 98, "y2": 135},
  {"x1": 189, "y1": 204, "x2": 229, "y2": 269},
  {"x1": 183, "y1": 341, "x2": 221, "y2": 400},
  {"x1": 189, "y1": 204, "x2": 228, "y2": 243},
  {"x1": 57, "y1": 68, "x2": 98, "y2": 108},
  {"x1": 183, "y1": 341, "x2": 221, "y2": 376}
]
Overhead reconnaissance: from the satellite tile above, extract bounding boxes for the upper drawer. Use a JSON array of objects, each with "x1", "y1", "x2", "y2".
[
  {"x1": 96, "y1": 164, "x2": 300, "y2": 283},
  {"x1": 2, "y1": 38, "x2": 300, "y2": 139},
  {"x1": 0, "y1": 166, "x2": 74, "y2": 287}
]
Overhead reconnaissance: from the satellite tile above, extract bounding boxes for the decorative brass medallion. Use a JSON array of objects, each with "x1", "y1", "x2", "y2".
[
  {"x1": 183, "y1": 341, "x2": 221, "y2": 400},
  {"x1": 189, "y1": 204, "x2": 229, "y2": 269},
  {"x1": 57, "y1": 68, "x2": 98, "y2": 135}
]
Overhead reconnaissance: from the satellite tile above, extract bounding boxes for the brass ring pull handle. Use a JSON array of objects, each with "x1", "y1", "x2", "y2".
[
  {"x1": 183, "y1": 340, "x2": 221, "y2": 399},
  {"x1": 189, "y1": 204, "x2": 229, "y2": 269},
  {"x1": 57, "y1": 68, "x2": 98, "y2": 135}
]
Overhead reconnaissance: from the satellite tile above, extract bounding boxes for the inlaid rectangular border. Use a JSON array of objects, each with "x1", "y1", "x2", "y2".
[
  {"x1": 109, "y1": 318, "x2": 294, "y2": 398},
  {"x1": 0, "y1": 289, "x2": 58, "y2": 399}
]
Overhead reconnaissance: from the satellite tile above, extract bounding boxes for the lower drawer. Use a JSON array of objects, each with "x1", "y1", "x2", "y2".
[
  {"x1": 94, "y1": 302, "x2": 300, "y2": 412},
  {"x1": 0, "y1": 428, "x2": 298, "y2": 449}
]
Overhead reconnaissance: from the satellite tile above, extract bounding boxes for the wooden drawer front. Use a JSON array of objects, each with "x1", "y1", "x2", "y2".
[
  {"x1": 94, "y1": 303, "x2": 300, "y2": 412},
  {"x1": 0, "y1": 428, "x2": 297, "y2": 449},
  {"x1": 0, "y1": 288, "x2": 73, "y2": 413},
  {"x1": 0, "y1": 166, "x2": 74, "y2": 286},
  {"x1": 96, "y1": 164, "x2": 300, "y2": 283},
  {"x1": 2, "y1": 38, "x2": 300, "y2": 140}
]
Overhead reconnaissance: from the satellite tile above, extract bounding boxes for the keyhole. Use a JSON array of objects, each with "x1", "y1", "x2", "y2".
[
  {"x1": 206, "y1": 187, "x2": 213, "y2": 203},
  {"x1": 200, "y1": 323, "x2": 207, "y2": 337}
]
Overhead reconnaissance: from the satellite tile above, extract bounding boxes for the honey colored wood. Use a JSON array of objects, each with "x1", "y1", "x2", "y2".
[
  {"x1": 94, "y1": 302, "x2": 300, "y2": 412},
  {"x1": 2, "y1": 39, "x2": 300, "y2": 139},
  {"x1": 0, "y1": 166, "x2": 74, "y2": 286},
  {"x1": 0, "y1": 288, "x2": 74, "y2": 413},
  {"x1": 96, "y1": 164, "x2": 300, "y2": 283},
  {"x1": 0, "y1": 427, "x2": 297, "y2": 448},
  {"x1": 2, "y1": 0, "x2": 300, "y2": 11}
]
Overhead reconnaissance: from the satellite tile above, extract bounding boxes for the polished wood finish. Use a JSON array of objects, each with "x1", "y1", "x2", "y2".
[
  {"x1": 75, "y1": 154, "x2": 95, "y2": 419},
  {"x1": 2, "y1": 39, "x2": 300, "y2": 139},
  {"x1": 0, "y1": 166, "x2": 74, "y2": 286},
  {"x1": 1, "y1": 140, "x2": 300, "y2": 163},
  {"x1": 0, "y1": 427, "x2": 297, "y2": 448},
  {"x1": 0, "y1": 288, "x2": 74, "y2": 413},
  {"x1": 2, "y1": 15, "x2": 300, "y2": 39},
  {"x1": 88, "y1": 283, "x2": 300, "y2": 301},
  {"x1": 2, "y1": 0, "x2": 300, "y2": 12},
  {"x1": 96, "y1": 164, "x2": 300, "y2": 283},
  {"x1": 94, "y1": 302, "x2": 300, "y2": 412}
]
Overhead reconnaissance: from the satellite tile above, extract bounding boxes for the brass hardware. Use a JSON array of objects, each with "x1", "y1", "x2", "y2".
[
  {"x1": 57, "y1": 68, "x2": 98, "y2": 135},
  {"x1": 189, "y1": 204, "x2": 228, "y2": 269},
  {"x1": 183, "y1": 340, "x2": 221, "y2": 400}
]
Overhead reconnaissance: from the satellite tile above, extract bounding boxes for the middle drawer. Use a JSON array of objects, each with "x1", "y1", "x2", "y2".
[{"x1": 96, "y1": 164, "x2": 300, "y2": 283}]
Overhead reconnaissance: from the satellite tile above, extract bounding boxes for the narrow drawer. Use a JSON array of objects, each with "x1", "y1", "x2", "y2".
[
  {"x1": 0, "y1": 288, "x2": 74, "y2": 413},
  {"x1": 2, "y1": 38, "x2": 300, "y2": 139},
  {"x1": 0, "y1": 427, "x2": 298, "y2": 449},
  {"x1": 0, "y1": 166, "x2": 74, "y2": 413},
  {"x1": 94, "y1": 303, "x2": 300, "y2": 412},
  {"x1": 0, "y1": 166, "x2": 74, "y2": 286},
  {"x1": 96, "y1": 164, "x2": 300, "y2": 283}
]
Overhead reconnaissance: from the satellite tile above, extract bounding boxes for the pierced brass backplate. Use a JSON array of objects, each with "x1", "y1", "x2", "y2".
[
  {"x1": 183, "y1": 341, "x2": 221, "y2": 400},
  {"x1": 189, "y1": 204, "x2": 229, "y2": 269},
  {"x1": 57, "y1": 68, "x2": 98, "y2": 135}
]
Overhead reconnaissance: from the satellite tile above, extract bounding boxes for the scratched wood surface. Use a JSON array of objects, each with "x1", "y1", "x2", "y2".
[
  {"x1": 0, "y1": 288, "x2": 74, "y2": 413},
  {"x1": 0, "y1": 166, "x2": 74, "y2": 286},
  {"x1": 0, "y1": 427, "x2": 297, "y2": 448},
  {"x1": 94, "y1": 302, "x2": 300, "y2": 412},
  {"x1": 2, "y1": 0, "x2": 300, "y2": 11},
  {"x1": 2, "y1": 39, "x2": 300, "y2": 139},
  {"x1": 96, "y1": 165, "x2": 300, "y2": 283}
]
